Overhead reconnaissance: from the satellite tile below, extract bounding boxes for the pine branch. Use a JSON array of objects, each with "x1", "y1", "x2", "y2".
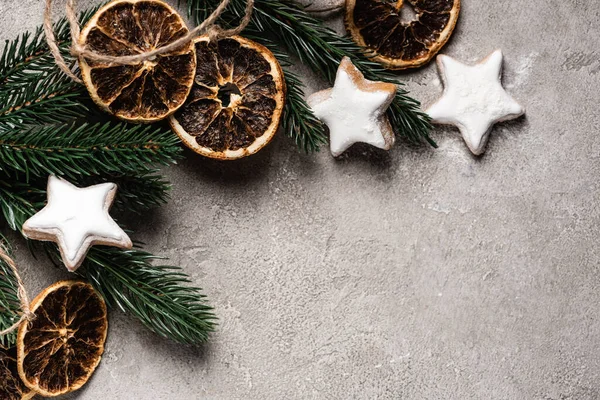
[
  {"x1": 0, "y1": 12, "x2": 85, "y2": 80},
  {"x1": 78, "y1": 248, "x2": 215, "y2": 345},
  {"x1": 282, "y1": 69, "x2": 328, "y2": 152},
  {"x1": 0, "y1": 180, "x2": 216, "y2": 345},
  {"x1": 106, "y1": 174, "x2": 173, "y2": 215},
  {"x1": 0, "y1": 92, "x2": 85, "y2": 127},
  {"x1": 0, "y1": 65, "x2": 84, "y2": 125},
  {"x1": 188, "y1": 0, "x2": 435, "y2": 147},
  {"x1": 0, "y1": 122, "x2": 182, "y2": 181},
  {"x1": 0, "y1": 12, "x2": 92, "y2": 127},
  {"x1": 0, "y1": 240, "x2": 21, "y2": 349}
]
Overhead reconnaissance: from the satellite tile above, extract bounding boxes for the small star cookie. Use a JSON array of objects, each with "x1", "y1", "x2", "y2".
[
  {"x1": 308, "y1": 57, "x2": 397, "y2": 157},
  {"x1": 22, "y1": 176, "x2": 132, "y2": 272},
  {"x1": 426, "y1": 50, "x2": 525, "y2": 155}
]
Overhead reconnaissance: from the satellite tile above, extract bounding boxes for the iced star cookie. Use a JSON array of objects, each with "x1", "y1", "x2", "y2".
[
  {"x1": 426, "y1": 50, "x2": 525, "y2": 155},
  {"x1": 22, "y1": 176, "x2": 132, "y2": 272},
  {"x1": 308, "y1": 57, "x2": 397, "y2": 157}
]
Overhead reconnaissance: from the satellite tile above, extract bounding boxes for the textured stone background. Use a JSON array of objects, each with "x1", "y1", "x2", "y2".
[{"x1": 2, "y1": 0, "x2": 600, "y2": 398}]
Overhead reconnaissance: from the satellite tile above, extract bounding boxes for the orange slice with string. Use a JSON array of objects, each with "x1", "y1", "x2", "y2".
[{"x1": 78, "y1": 0, "x2": 196, "y2": 122}]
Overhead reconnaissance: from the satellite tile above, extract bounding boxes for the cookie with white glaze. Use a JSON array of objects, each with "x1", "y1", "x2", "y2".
[
  {"x1": 22, "y1": 176, "x2": 132, "y2": 272},
  {"x1": 308, "y1": 57, "x2": 397, "y2": 157},
  {"x1": 426, "y1": 50, "x2": 525, "y2": 155}
]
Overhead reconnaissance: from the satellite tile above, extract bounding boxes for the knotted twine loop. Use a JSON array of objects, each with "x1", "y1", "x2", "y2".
[
  {"x1": 44, "y1": 0, "x2": 255, "y2": 84},
  {"x1": 0, "y1": 247, "x2": 35, "y2": 337}
]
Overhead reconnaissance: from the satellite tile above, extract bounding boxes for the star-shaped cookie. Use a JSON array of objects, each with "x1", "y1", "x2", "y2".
[
  {"x1": 22, "y1": 176, "x2": 132, "y2": 272},
  {"x1": 308, "y1": 57, "x2": 397, "y2": 157},
  {"x1": 426, "y1": 50, "x2": 525, "y2": 155}
]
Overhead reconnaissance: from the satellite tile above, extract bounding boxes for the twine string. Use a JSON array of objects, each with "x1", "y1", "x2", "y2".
[
  {"x1": 0, "y1": 248, "x2": 34, "y2": 337},
  {"x1": 44, "y1": 0, "x2": 254, "y2": 84}
]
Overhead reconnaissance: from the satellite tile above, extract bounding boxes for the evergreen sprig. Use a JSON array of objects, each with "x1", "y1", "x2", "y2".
[
  {"x1": 0, "y1": 122, "x2": 181, "y2": 181},
  {"x1": 0, "y1": 13, "x2": 81, "y2": 80},
  {"x1": 187, "y1": 0, "x2": 436, "y2": 148},
  {"x1": 79, "y1": 247, "x2": 215, "y2": 345},
  {"x1": 0, "y1": 17, "x2": 87, "y2": 127},
  {"x1": 281, "y1": 67, "x2": 328, "y2": 152},
  {"x1": 106, "y1": 174, "x2": 173, "y2": 215}
]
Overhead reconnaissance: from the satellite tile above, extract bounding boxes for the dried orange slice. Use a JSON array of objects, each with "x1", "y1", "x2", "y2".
[
  {"x1": 170, "y1": 35, "x2": 286, "y2": 160},
  {"x1": 345, "y1": 0, "x2": 460, "y2": 70},
  {"x1": 0, "y1": 349, "x2": 34, "y2": 400},
  {"x1": 78, "y1": 0, "x2": 196, "y2": 122},
  {"x1": 17, "y1": 281, "x2": 108, "y2": 397}
]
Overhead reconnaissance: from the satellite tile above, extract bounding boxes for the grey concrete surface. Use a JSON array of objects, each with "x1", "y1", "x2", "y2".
[{"x1": 2, "y1": 0, "x2": 600, "y2": 398}]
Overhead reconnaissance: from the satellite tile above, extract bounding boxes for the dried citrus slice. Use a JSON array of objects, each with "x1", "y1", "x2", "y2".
[
  {"x1": 0, "y1": 349, "x2": 34, "y2": 400},
  {"x1": 170, "y1": 35, "x2": 286, "y2": 160},
  {"x1": 345, "y1": 0, "x2": 460, "y2": 70},
  {"x1": 17, "y1": 281, "x2": 108, "y2": 397},
  {"x1": 78, "y1": 0, "x2": 196, "y2": 122}
]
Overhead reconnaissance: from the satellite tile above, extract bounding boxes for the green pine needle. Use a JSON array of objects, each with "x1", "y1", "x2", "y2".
[
  {"x1": 0, "y1": 12, "x2": 93, "y2": 127},
  {"x1": 0, "y1": 122, "x2": 182, "y2": 181},
  {"x1": 282, "y1": 69, "x2": 328, "y2": 152},
  {"x1": 107, "y1": 174, "x2": 173, "y2": 215},
  {"x1": 78, "y1": 247, "x2": 216, "y2": 345},
  {"x1": 0, "y1": 179, "x2": 43, "y2": 231},
  {"x1": 0, "y1": 6, "x2": 183, "y2": 183}
]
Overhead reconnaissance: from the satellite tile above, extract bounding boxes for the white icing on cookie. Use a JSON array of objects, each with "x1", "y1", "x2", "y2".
[
  {"x1": 22, "y1": 176, "x2": 132, "y2": 272},
  {"x1": 308, "y1": 57, "x2": 396, "y2": 157},
  {"x1": 426, "y1": 50, "x2": 525, "y2": 155}
]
